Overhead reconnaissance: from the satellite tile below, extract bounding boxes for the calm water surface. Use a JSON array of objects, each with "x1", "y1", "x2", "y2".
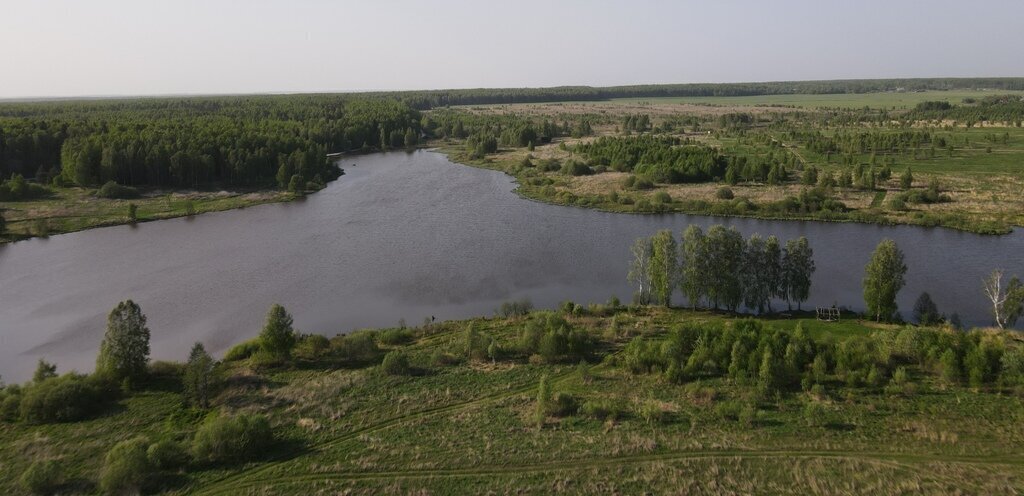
[{"x1": 1, "y1": 150, "x2": 1022, "y2": 381}]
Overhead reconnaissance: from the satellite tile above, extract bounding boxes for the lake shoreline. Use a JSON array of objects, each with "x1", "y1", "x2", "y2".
[{"x1": 432, "y1": 145, "x2": 1016, "y2": 236}]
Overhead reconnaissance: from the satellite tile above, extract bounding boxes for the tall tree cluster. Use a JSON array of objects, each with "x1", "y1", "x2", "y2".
[{"x1": 628, "y1": 225, "x2": 815, "y2": 312}]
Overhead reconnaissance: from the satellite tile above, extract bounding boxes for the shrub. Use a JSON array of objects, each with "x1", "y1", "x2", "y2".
[
  {"x1": 548, "y1": 392, "x2": 578, "y2": 417},
  {"x1": 147, "y1": 439, "x2": 189, "y2": 471},
  {"x1": 100, "y1": 437, "x2": 153, "y2": 495},
  {"x1": 381, "y1": 351, "x2": 412, "y2": 376},
  {"x1": 638, "y1": 400, "x2": 670, "y2": 424},
  {"x1": 560, "y1": 160, "x2": 592, "y2": 176},
  {"x1": 222, "y1": 339, "x2": 260, "y2": 361},
  {"x1": 331, "y1": 331, "x2": 382, "y2": 364},
  {"x1": 581, "y1": 398, "x2": 626, "y2": 421},
  {"x1": 1, "y1": 393, "x2": 21, "y2": 421},
  {"x1": 191, "y1": 413, "x2": 273, "y2": 464},
  {"x1": 716, "y1": 187, "x2": 734, "y2": 200},
  {"x1": 293, "y1": 334, "x2": 330, "y2": 359},
  {"x1": 96, "y1": 180, "x2": 140, "y2": 199},
  {"x1": 378, "y1": 328, "x2": 414, "y2": 346},
  {"x1": 19, "y1": 460, "x2": 61, "y2": 495},
  {"x1": 653, "y1": 191, "x2": 672, "y2": 204},
  {"x1": 19, "y1": 373, "x2": 112, "y2": 423}
]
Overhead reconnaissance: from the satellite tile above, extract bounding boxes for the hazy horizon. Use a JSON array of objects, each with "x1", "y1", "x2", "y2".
[{"x1": 3, "y1": 0, "x2": 1024, "y2": 99}]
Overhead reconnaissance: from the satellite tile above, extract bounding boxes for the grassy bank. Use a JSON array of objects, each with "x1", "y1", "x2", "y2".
[
  {"x1": 0, "y1": 187, "x2": 300, "y2": 244},
  {"x1": 3, "y1": 306, "x2": 1024, "y2": 494}
]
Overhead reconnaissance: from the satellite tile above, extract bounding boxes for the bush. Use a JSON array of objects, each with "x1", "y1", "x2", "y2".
[
  {"x1": 100, "y1": 437, "x2": 153, "y2": 495},
  {"x1": 20, "y1": 460, "x2": 61, "y2": 495},
  {"x1": 378, "y1": 328, "x2": 414, "y2": 346},
  {"x1": 716, "y1": 187, "x2": 734, "y2": 200},
  {"x1": 293, "y1": 334, "x2": 330, "y2": 360},
  {"x1": 548, "y1": 392, "x2": 578, "y2": 417},
  {"x1": 653, "y1": 191, "x2": 672, "y2": 204},
  {"x1": 581, "y1": 398, "x2": 626, "y2": 421},
  {"x1": 147, "y1": 439, "x2": 189, "y2": 471},
  {"x1": 381, "y1": 351, "x2": 412, "y2": 376},
  {"x1": 96, "y1": 180, "x2": 140, "y2": 199},
  {"x1": 19, "y1": 373, "x2": 112, "y2": 423},
  {"x1": 191, "y1": 413, "x2": 273, "y2": 464},
  {"x1": 331, "y1": 331, "x2": 382, "y2": 364},
  {"x1": 222, "y1": 339, "x2": 260, "y2": 361},
  {"x1": 560, "y1": 160, "x2": 593, "y2": 176}
]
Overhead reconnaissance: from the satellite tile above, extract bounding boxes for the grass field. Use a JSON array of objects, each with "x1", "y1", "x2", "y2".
[{"x1": 3, "y1": 307, "x2": 1024, "y2": 494}]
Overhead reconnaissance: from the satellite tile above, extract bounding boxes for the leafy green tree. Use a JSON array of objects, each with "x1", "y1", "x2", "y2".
[
  {"x1": 627, "y1": 237, "x2": 653, "y2": 305},
  {"x1": 912, "y1": 292, "x2": 940, "y2": 326},
  {"x1": 863, "y1": 239, "x2": 908, "y2": 322},
  {"x1": 184, "y1": 343, "x2": 215, "y2": 408},
  {"x1": 939, "y1": 349, "x2": 960, "y2": 384},
  {"x1": 983, "y1": 270, "x2": 1024, "y2": 329},
  {"x1": 32, "y1": 359, "x2": 57, "y2": 383},
  {"x1": 757, "y1": 348, "x2": 781, "y2": 396},
  {"x1": 705, "y1": 225, "x2": 745, "y2": 310},
  {"x1": 403, "y1": 127, "x2": 418, "y2": 148},
  {"x1": 275, "y1": 162, "x2": 293, "y2": 189},
  {"x1": 780, "y1": 236, "x2": 815, "y2": 311},
  {"x1": 258, "y1": 304, "x2": 297, "y2": 358},
  {"x1": 680, "y1": 225, "x2": 708, "y2": 309},
  {"x1": 649, "y1": 230, "x2": 678, "y2": 306},
  {"x1": 900, "y1": 167, "x2": 914, "y2": 189},
  {"x1": 535, "y1": 374, "x2": 550, "y2": 428},
  {"x1": 96, "y1": 300, "x2": 151, "y2": 383}
]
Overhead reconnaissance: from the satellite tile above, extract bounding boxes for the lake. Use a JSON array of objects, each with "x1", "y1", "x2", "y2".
[{"x1": 1, "y1": 150, "x2": 1021, "y2": 381}]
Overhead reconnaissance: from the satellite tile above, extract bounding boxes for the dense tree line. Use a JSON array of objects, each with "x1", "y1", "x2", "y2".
[
  {"x1": 0, "y1": 96, "x2": 422, "y2": 188},
  {"x1": 620, "y1": 318, "x2": 1024, "y2": 393},
  {"x1": 629, "y1": 225, "x2": 815, "y2": 312}
]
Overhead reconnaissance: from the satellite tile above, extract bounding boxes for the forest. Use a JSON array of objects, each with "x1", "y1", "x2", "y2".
[{"x1": 0, "y1": 96, "x2": 422, "y2": 189}]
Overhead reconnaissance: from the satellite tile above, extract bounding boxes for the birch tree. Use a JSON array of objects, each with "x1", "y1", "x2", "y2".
[
  {"x1": 984, "y1": 270, "x2": 1024, "y2": 329},
  {"x1": 628, "y1": 237, "x2": 653, "y2": 305}
]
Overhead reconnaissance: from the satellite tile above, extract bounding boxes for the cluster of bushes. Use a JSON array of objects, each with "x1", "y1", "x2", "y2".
[
  {"x1": 0, "y1": 372, "x2": 116, "y2": 424},
  {"x1": 517, "y1": 312, "x2": 594, "y2": 363},
  {"x1": 0, "y1": 173, "x2": 49, "y2": 201},
  {"x1": 91, "y1": 412, "x2": 273, "y2": 494},
  {"x1": 496, "y1": 298, "x2": 534, "y2": 318}
]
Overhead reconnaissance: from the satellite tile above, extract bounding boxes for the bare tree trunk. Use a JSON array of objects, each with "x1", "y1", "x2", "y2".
[{"x1": 984, "y1": 269, "x2": 1008, "y2": 329}]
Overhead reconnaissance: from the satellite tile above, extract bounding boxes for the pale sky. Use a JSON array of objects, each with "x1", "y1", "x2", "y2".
[{"x1": 2, "y1": 0, "x2": 1023, "y2": 98}]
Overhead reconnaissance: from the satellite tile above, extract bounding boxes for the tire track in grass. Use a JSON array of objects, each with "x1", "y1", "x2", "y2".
[
  {"x1": 193, "y1": 368, "x2": 578, "y2": 495},
  {"x1": 213, "y1": 449, "x2": 1024, "y2": 491}
]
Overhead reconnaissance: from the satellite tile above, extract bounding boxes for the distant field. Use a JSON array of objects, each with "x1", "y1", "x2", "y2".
[{"x1": 605, "y1": 90, "x2": 1024, "y2": 109}]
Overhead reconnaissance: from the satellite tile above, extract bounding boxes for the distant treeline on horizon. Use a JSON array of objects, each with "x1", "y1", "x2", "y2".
[
  {"x1": 3, "y1": 77, "x2": 1024, "y2": 110},
  {"x1": 361, "y1": 77, "x2": 1024, "y2": 108}
]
